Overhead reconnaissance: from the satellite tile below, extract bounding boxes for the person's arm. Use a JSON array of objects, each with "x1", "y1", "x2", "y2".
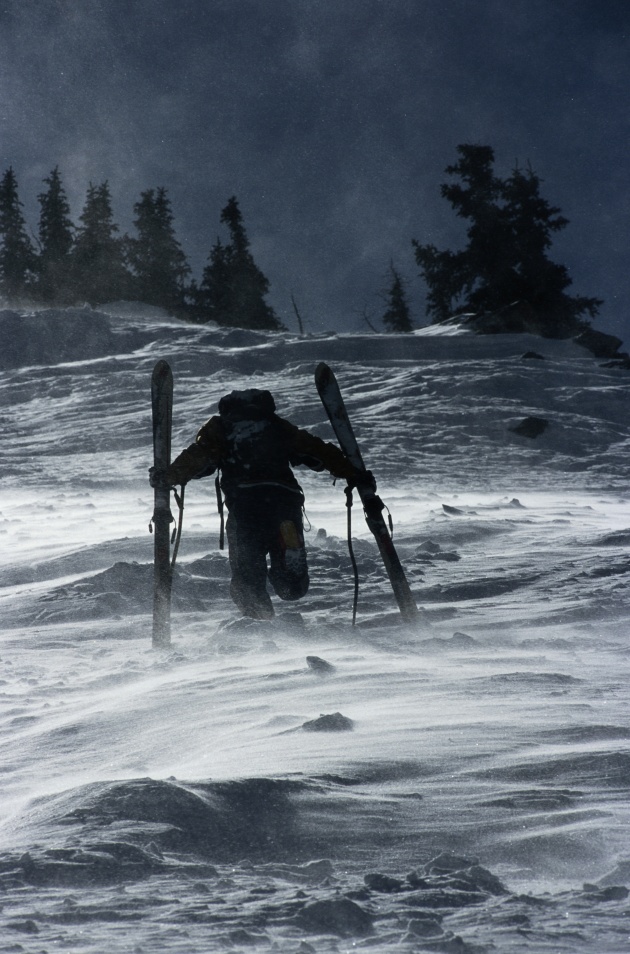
[
  {"x1": 281, "y1": 419, "x2": 358, "y2": 480},
  {"x1": 166, "y1": 416, "x2": 226, "y2": 485}
]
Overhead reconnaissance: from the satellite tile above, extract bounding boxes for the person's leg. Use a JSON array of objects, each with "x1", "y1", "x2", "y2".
[
  {"x1": 267, "y1": 494, "x2": 309, "y2": 602},
  {"x1": 226, "y1": 508, "x2": 274, "y2": 619}
]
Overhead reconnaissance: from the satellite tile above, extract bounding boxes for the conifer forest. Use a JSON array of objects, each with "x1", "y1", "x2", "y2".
[{"x1": 0, "y1": 147, "x2": 602, "y2": 336}]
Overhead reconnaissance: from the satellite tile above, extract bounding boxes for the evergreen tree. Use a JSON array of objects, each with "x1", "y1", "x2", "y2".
[
  {"x1": 413, "y1": 145, "x2": 602, "y2": 336},
  {"x1": 37, "y1": 167, "x2": 75, "y2": 302},
  {"x1": 381, "y1": 263, "x2": 413, "y2": 332},
  {"x1": 500, "y1": 165, "x2": 601, "y2": 335},
  {"x1": 198, "y1": 196, "x2": 282, "y2": 330},
  {"x1": 0, "y1": 167, "x2": 38, "y2": 300},
  {"x1": 72, "y1": 181, "x2": 133, "y2": 303},
  {"x1": 126, "y1": 187, "x2": 190, "y2": 312},
  {"x1": 194, "y1": 237, "x2": 233, "y2": 323}
]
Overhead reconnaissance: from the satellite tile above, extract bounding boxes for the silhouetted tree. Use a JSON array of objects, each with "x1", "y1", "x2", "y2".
[
  {"x1": 499, "y1": 164, "x2": 601, "y2": 334},
  {"x1": 126, "y1": 187, "x2": 190, "y2": 312},
  {"x1": 0, "y1": 167, "x2": 38, "y2": 300},
  {"x1": 72, "y1": 181, "x2": 133, "y2": 303},
  {"x1": 198, "y1": 196, "x2": 282, "y2": 330},
  {"x1": 193, "y1": 237, "x2": 233, "y2": 323},
  {"x1": 37, "y1": 167, "x2": 75, "y2": 302},
  {"x1": 381, "y1": 263, "x2": 413, "y2": 332},
  {"x1": 413, "y1": 145, "x2": 602, "y2": 336}
]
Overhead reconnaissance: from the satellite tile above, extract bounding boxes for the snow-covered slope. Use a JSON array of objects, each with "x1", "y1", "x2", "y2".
[{"x1": 1, "y1": 306, "x2": 630, "y2": 952}]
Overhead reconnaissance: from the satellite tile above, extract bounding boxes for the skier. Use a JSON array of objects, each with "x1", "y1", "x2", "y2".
[{"x1": 150, "y1": 388, "x2": 371, "y2": 620}]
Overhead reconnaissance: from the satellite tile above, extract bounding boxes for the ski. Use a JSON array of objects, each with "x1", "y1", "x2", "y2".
[
  {"x1": 151, "y1": 359, "x2": 174, "y2": 647},
  {"x1": 315, "y1": 362, "x2": 419, "y2": 623}
]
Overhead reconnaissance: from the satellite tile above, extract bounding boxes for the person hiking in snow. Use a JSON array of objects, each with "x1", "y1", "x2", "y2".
[{"x1": 150, "y1": 388, "x2": 372, "y2": 620}]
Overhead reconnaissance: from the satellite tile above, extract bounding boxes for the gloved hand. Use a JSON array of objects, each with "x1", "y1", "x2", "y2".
[
  {"x1": 148, "y1": 466, "x2": 172, "y2": 489},
  {"x1": 347, "y1": 468, "x2": 377, "y2": 493}
]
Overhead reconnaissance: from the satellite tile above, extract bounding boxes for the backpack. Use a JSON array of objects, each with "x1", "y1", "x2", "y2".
[
  {"x1": 216, "y1": 387, "x2": 300, "y2": 497},
  {"x1": 217, "y1": 388, "x2": 276, "y2": 422},
  {"x1": 218, "y1": 389, "x2": 279, "y2": 478}
]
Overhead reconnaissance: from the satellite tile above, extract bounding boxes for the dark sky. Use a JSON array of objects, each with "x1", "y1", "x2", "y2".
[{"x1": 1, "y1": 0, "x2": 628, "y2": 338}]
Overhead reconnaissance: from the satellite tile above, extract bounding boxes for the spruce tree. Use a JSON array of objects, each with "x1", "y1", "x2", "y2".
[
  {"x1": 126, "y1": 187, "x2": 190, "y2": 312},
  {"x1": 195, "y1": 237, "x2": 233, "y2": 323},
  {"x1": 37, "y1": 167, "x2": 75, "y2": 303},
  {"x1": 0, "y1": 167, "x2": 38, "y2": 300},
  {"x1": 198, "y1": 196, "x2": 282, "y2": 330},
  {"x1": 413, "y1": 145, "x2": 602, "y2": 336},
  {"x1": 500, "y1": 164, "x2": 601, "y2": 335},
  {"x1": 381, "y1": 263, "x2": 413, "y2": 332},
  {"x1": 72, "y1": 182, "x2": 132, "y2": 303}
]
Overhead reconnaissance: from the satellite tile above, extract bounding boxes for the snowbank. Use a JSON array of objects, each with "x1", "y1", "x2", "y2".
[
  {"x1": 0, "y1": 307, "x2": 150, "y2": 369},
  {"x1": 2, "y1": 302, "x2": 630, "y2": 952},
  {"x1": 0, "y1": 303, "x2": 610, "y2": 372}
]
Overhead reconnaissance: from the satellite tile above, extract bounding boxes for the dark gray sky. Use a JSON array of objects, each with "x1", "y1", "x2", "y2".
[{"x1": 1, "y1": 0, "x2": 628, "y2": 338}]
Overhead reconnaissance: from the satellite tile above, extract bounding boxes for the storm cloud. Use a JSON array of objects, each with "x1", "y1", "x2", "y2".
[{"x1": 1, "y1": 0, "x2": 628, "y2": 336}]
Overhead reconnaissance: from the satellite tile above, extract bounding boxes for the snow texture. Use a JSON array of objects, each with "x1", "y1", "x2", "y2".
[{"x1": 1, "y1": 304, "x2": 630, "y2": 952}]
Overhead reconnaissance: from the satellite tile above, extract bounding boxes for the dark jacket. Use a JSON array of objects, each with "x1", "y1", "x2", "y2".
[{"x1": 167, "y1": 414, "x2": 355, "y2": 505}]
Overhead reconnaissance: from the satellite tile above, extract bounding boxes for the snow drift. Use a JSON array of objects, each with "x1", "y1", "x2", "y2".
[{"x1": 1, "y1": 305, "x2": 630, "y2": 952}]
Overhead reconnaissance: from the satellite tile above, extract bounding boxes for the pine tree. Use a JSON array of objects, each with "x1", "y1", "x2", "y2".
[
  {"x1": 72, "y1": 182, "x2": 132, "y2": 303},
  {"x1": 194, "y1": 237, "x2": 233, "y2": 323},
  {"x1": 413, "y1": 145, "x2": 602, "y2": 336},
  {"x1": 500, "y1": 165, "x2": 601, "y2": 335},
  {"x1": 381, "y1": 263, "x2": 413, "y2": 332},
  {"x1": 0, "y1": 167, "x2": 38, "y2": 300},
  {"x1": 126, "y1": 187, "x2": 190, "y2": 312},
  {"x1": 198, "y1": 196, "x2": 282, "y2": 330},
  {"x1": 37, "y1": 167, "x2": 75, "y2": 303}
]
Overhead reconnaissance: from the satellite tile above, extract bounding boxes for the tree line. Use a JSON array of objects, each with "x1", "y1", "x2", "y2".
[
  {"x1": 0, "y1": 147, "x2": 602, "y2": 337},
  {"x1": 0, "y1": 168, "x2": 282, "y2": 330}
]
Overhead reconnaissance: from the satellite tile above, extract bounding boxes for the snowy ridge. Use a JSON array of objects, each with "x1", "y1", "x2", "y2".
[{"x1": 1, "y1": 306, "x2": 630, "y2": 951}]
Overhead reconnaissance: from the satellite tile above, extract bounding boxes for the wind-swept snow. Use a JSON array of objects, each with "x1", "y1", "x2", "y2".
[{"x1": 1, "y1": 306, "x2": 630, "y2": 952}]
